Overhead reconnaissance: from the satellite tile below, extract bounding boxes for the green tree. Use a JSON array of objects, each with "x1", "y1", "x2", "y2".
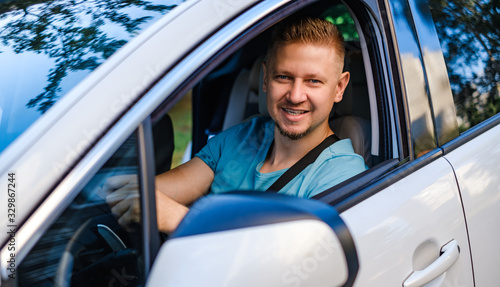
[{"x1": 321, "y1": 4, "x2": 359, "y2": 41}]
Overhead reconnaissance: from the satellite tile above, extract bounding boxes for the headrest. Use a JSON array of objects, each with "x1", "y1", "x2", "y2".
[
  {"x1": 248, "y1": 56, "x2": 262, "y2": 93},
  {"x1": 331, "y1": 50, "x2": 368, "y2": 119},
  {"x1": 248, "y1": 56, "x2": 269, "y2": 117}
]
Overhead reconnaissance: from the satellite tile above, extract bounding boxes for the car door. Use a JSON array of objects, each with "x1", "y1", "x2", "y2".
[
  {"x1": 143, "y1": 0, "x2": 472, "y2": 285},
  {"x1": 444, "y1": 126, "x2": 500, "y2": 287},
  {"x1": 142, "y1": 0, "x2": 474, "y2": 286},
  {"x1": 443, "y1": 121, "x2": 500, "y2": 287},
  {"x1": 426, "y1": 0, "x2": 500, "y2": 285},
  {"x1": 321, "y1": 0, "x2": 474, "y2": 285}
]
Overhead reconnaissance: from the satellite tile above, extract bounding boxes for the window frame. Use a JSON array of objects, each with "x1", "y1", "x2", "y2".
[
  {"x1": 136, "y1": 117, "x2": 162, "y2": 269},
  {"x1": 406, "y1": 0, "x2": 460, "y2": 147},
  {"x1": 150, "y1": 0, "x2": 403, "y2": 209},
  {"x1": 443, "y1": 114, "x2": 500, "y2": 154}
]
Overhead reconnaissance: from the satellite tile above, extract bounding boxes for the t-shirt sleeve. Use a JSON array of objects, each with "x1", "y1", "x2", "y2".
[
  {"x1": 193, "y1": 117, "x2": 269, "y2": 173},
  {"x1": 194, "y1": 134, "x2": 225, "y2": 172}
]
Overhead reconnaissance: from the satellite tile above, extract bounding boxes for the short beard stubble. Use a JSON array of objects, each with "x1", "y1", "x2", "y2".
[{"x1": 275, "y1": 122, "x2": 312, "y2": 140}]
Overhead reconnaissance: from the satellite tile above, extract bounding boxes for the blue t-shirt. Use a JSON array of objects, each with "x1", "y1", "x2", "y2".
[{"x1": 195, "y1": 117, "x2": 367, "y2": 198}]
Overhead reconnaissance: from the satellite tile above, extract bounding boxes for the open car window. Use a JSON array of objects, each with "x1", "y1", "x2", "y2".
[
  {"x1": 189, "y1": 3, "x2": 376, "y2": 165},
  {"x1": 151, "y1": 0, "x2": 395, "y2": 201}
]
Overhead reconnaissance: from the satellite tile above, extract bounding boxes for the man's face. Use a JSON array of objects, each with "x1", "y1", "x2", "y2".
[{"x1": 263, "y1": 42, "x2": 349, "y2": 140}]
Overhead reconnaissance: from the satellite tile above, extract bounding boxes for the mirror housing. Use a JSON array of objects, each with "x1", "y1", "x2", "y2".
[{"x1": 147, "y1": 192, "x2": 358, "y2": 287}]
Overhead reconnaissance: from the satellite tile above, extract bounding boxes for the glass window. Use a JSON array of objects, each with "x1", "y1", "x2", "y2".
[
  {"x1": 429, "y1": 0, "x2": 499, "y2": 132},
  {"x1": 17, "y1": 133, "x2": 146, "y2": 287},
  {"x1": 0, "y1": 0, "x2": 183, "y2": 154}
]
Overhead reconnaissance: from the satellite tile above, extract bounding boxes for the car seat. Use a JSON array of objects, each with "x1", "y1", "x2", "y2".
[
  {"x1": 152, "y1": 114, "x2": 175, "y2": 174},
  {"x1": 329, "y1": 49, "x2": 372, "y2": 166},
  {"x1": 222, "y1": 58, "x2": 262, "y2": 130}
]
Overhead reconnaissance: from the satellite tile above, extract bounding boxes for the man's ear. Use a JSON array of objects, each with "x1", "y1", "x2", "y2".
[
  {"x1": 262, "y1": 61, "x2": 268, "y2": 93},
  {"x1": 334, "y1": 71, "x2": 350, "y2": 103}
]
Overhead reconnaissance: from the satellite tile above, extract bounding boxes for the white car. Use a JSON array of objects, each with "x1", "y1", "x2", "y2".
[{"x1": 0, "y1": 0, "x2": 498, "y2": 286}]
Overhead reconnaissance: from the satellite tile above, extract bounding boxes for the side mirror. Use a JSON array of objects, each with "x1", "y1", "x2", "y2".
[{"x1": 147, "y1": 192, "x2": 358, "y2": 287}]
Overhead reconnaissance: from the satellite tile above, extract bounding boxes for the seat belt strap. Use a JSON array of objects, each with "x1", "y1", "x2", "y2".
[{"x1": 266, "y1": 134, "x2": 340, "y2": 192}]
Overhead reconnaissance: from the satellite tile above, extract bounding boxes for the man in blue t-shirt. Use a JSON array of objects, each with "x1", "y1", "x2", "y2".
[
  {"x1": 107, "y1": 16, "x2": 367, "y2": 233},
  {"x1": 195, "y1": 116, "x2": 365, "y2": 198}
]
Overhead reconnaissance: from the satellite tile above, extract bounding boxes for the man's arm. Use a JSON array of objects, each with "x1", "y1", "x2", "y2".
[
  {"x1": 155, "y1": 157, "x2": 214, "y2": 205},
  {"x1": 107, "y1": 157, "x2": 214, "y2": 233},
  {"x1": 155, "y1": 157, "x2": 214, "y2": 232}
]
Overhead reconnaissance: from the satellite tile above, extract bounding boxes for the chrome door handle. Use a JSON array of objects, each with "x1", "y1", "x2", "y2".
[{"x1": 403, "y1": 240, "x2": 460, "y2": 287}]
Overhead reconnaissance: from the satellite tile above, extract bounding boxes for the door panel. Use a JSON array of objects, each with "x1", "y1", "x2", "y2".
[
  {"x1": 444, "y1": 123, "x2": 500, "y2": 286},
  {"x1": 340, "y1": 158, "x2": 473, "y2": 286}
]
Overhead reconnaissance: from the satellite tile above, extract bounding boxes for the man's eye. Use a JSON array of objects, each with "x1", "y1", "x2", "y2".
[
  {"x1": 276, "y1": 75, "x2": 290, "y2": 81},
  {"x1": 309, "y1": 79, "x2": 321, "y2": 84}
]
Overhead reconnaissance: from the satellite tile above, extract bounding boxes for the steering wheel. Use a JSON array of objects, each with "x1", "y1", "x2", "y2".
[{"x1": 54, "y1": 213, "x2": 143, "y2": 287}]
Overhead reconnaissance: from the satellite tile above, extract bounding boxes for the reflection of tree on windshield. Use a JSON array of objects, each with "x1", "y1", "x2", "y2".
[
  {"x1": 429, "y1": 0, "x2": 499, "y2": 131},
  {"x1": 0, "y1": 0, "x2": 175, "y2": 113}
]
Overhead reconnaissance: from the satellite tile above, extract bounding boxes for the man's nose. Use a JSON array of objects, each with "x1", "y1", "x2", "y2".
[{"x1": 286, "y1": 80, "x2": 307, "y2": 103}]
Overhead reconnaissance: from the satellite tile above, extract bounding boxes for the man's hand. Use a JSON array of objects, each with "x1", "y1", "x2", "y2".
[
  {"x1": 103, "y1": 158, "x2": 214, "y2": 234},
  {"x1": 105, "y1": 174, "x2": 140, "y2": 232},
  {"x1": 104, "y1": 174, "x2": 189, "y2": 234}
]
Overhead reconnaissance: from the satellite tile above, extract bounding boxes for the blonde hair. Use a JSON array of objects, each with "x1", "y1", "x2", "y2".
[{"x1": 267, "y1": 16, "x2": 345, "y2": 67}]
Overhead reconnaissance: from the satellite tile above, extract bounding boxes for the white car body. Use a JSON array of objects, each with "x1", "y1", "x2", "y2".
[{"x1": 0, "y1": 0, "x2": 498, "y2": 286}]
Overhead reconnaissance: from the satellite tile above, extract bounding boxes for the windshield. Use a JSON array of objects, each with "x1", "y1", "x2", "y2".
[{"x1": 0, "y1": 0, "x2": 183, "y2": 153}]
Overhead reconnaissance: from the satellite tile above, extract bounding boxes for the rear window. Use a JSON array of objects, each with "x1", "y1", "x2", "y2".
[
  {"x1": 429, "y1": 0, "x2": 499, "y2": 132},
  {"x1": 0, "y1": 0, "x2": 183, "y2": 153}
]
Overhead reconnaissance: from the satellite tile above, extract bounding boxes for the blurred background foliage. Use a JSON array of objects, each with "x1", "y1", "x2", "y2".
[{"x1": 322, "y1": 4, "x2": 359, "y2": 41}]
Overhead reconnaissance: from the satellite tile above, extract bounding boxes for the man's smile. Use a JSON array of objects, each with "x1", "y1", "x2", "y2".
[{"x1": 282, "y1": 108, "x2": 309, "y2": 116}]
